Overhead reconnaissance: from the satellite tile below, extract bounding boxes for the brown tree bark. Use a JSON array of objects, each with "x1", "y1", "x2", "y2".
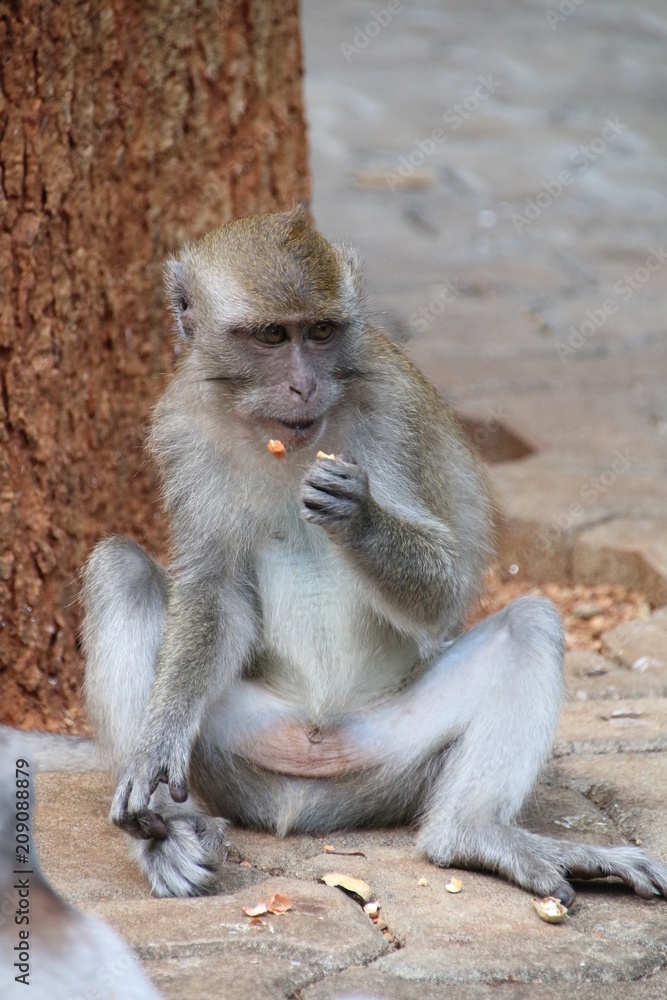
[{"x1": 0, "y1": 0, "x2": 310, "y2": 730}]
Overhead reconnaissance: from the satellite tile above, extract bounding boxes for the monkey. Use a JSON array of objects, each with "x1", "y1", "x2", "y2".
[
  {"x1": 0, "y1": 732, "x2": 162, "y2": 1000},
  {"x1": 82, "y1": 205, "x2": 667, "y2": 905}
]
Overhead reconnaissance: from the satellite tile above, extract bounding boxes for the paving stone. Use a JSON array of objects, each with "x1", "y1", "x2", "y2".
[
  {"x1": 573, "y1": 520, "x2": 667, "y2": 608},
  {"x1": 556, "y1": 752, "x2": 667, "y2": 860},
  {"x1": 520, "y1": 773, "x2": 628, "y2": 845},
  {"x1": 555, "y1": 699, "x2": 667, "y2": 756},
  {"x1": 226, "y1": 825, "x2": 417, "y2": 880},
  {"x1": 256, "y1": 841, "x2": 667, "y2": 986},
  {"x1": 488, "y1": 458, "x2": 601, "y2": 580},
  {"x1": 490, "y1": 461, "x2": 667, "y2": 582},
  {"x1": 142, "y1": 952, "x2": 319, "y2": 1000},
  {"x1": 33, "y1": 774, "x2": 386, "y2": 985},
  {"x1": 302, "y1": 967, "x2": 667, "y2": 999},
  {"x1": 370, "y1": 860, "x2": 666, "y2": 986},
  {"x1": 34, "y1": 770, "x2": 149, "y2": 905},
  {"x1": 33, "y1": 771, "x2": 266, "y2": 906},
  {"x1": 88, "y1": 877, "x2": 386, "y2": 971},
  {"x1": 455, "y1": 388, "x2": 667, "y2": 468},
  {"x1": 565, "y1": 651, "x2": 667, "y2": 702},
  {"x1": 601, "y1": 609, "x2": 667, "y2": 676},
  {"x1": 235, "y1": 787, "x2": 663, "y2": 987},
  {"x1": 32, "y1": 764, "x2": 666, "y2": 995}
]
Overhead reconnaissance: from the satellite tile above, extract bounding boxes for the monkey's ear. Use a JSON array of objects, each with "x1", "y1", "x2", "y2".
[
  {"x1": 163, "y1": 257, "x2": 195, "y2": 339},
  {"x1": 287, "y1": 200, "x2": 310, "y2": 225},
  {"x1": 335, "y1": 243, "x2": 366, "y2": 300}
]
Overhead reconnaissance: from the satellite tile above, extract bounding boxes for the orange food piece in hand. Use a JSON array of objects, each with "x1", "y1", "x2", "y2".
[{"x1": 267, "y1": 439, "x2": 286, "y2": 459}]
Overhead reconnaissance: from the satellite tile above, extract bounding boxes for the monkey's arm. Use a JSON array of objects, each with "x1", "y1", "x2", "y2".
[
  {"x1": 302, "y1": 457, "x2": 464, "y2": 636},
  {"x1": 110, "y1": 578, "x2": 257, "y2": 838}
]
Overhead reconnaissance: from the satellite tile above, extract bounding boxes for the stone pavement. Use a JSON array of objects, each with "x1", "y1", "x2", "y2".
[{"x1": 33, "y1": 2, "x2": 667, "y2": 997}]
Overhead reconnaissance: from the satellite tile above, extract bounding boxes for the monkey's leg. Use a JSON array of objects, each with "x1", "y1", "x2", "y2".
[
  {"x1": 364, "y1": 596, "x2": 667, "y2": 904},
  {"x1": 82, "y1": 538, "x2": 227, "y2": 898}
]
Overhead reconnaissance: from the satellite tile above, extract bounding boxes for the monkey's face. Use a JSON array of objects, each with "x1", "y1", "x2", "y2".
[
  {"x1": 224, "y1": 317, "x2": 352, "y2": 449},
  {"x1": 164, "y1": 208, "x2": 368, "y2": 451}
]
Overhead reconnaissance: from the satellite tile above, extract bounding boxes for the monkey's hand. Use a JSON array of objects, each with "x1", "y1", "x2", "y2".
[
  {"x1": 301, "y1": 455, "x2": 370, "y2": 537},
  {"x1": 110, "y1": 738, "x2": 190, "y2": 840},
  {"x1": 302, "y1": 452, "x2": 457, "y2": 631}
]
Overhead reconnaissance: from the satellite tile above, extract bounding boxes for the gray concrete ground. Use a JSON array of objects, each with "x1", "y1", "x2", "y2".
[{"x1": 33, "y1": 2, "x2": 667, "y2": 997}]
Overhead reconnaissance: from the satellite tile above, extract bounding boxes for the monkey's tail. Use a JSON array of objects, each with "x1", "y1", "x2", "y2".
[{"x1": 0, "y1": 724, "x2": 98, "y2": 772}]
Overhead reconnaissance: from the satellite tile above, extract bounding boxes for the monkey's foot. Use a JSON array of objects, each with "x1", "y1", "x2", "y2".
[
  {"x1": 131, "y1": 814, "x2": 227, "y2": 897},
  {"x1": 424, "y1": 825, "x2": 667, "y2": 906},
  {"x1": 556, "y1": 842, "x2": 667, "y2": 902}
]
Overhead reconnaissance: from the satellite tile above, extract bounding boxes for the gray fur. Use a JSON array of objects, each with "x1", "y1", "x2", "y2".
[
  {"x1": 0, "y1": 725, "x2": 98, "y2": 772},
  {"x1": 81, "y1": 211, "x2": 667, "y2": 904}
]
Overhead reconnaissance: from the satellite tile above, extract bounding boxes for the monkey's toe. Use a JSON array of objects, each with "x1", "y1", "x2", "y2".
[{"x1": 552, "y1": 880, "x2": 576, "y2": 908}]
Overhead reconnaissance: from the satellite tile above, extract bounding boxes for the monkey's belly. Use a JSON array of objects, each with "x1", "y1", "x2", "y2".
[
  {"x1": 236, "y1": 719, "x2": 369, "y2": 777},
  {"x1": 253, "y1": 538, "x2": 420, "y2": 723},
  {"x1": 204, "y1": 678, "x2": 376, "y2": 777}
]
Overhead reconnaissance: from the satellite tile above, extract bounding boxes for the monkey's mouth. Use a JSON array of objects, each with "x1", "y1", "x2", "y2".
[
  {"x1": 269, "y1": 415, "x2": 323, "y2": 448},
  {"x1": 279, "y1": 418, "x2": 316, "y2": 432}
]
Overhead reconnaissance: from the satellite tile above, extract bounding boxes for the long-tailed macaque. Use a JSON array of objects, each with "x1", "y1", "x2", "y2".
[{"x1": 82, "y1": 207, "x2": 667, "y2": 904}]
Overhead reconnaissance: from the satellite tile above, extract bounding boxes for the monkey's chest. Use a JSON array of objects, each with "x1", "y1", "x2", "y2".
[{"x1": 253, "y1": 538, "x2": 417, "y2": 722}]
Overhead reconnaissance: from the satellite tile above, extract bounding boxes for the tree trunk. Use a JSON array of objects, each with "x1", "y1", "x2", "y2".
[{"x1": 0, "y1": 0, "x2": 309, "y2": 730}]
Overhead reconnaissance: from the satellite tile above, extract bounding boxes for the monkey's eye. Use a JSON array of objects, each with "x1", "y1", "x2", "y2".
[
  {"x1": 307, "y1": 321, "x2": 334, "y2": 342},
  {"x1": 254, "y1": 325, "x2": 287, "y2": 345}
]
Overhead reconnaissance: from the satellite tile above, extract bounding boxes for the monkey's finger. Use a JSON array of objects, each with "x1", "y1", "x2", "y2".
[
  {"x1": 569, "y1": 855, "x2": 664, "y2": 899},
  {"x1": 302, "y1": 483, "x2": 347, "y2": 507},
  {"x1": 301, "y1": 483, "x2": 363, "y2": 507},
  {"x1": 651, "y1": 870, "x2": 667, "y2": 898},
  {"x1": 304, "y1": 473, "x2": 362, "y2": 502},
  {"x1": 113, "y1": 815, "x2": 146, "y2": 839},
  {"x1": 109, "y1": 777, "x2": 133, "y2": 825},
  {"x1": 127, "y1": 775, "x2": 156, "y2": 814},
  {"x1": 137, "y1": 809, "x2": 169, "y2": 840},
  {"x1": 315, "y1": 456, "x2": 361, "y2": 477},
  {"x1": 625, "y1": 855, "x2": 667, "y2": 898},
  {"x1": 316, "y1": 454, "x2": 358, "y2": 472},
  {"x1": 302, "y1": 488, "x2": 357, "y2": 519},
  {"x1": 110, "y1": 792, "x2": 151, "y2": 840},
  {"x1": 169, "y1": 780, "x2": 189, "y2": 804},
  {"x1": 567, "y1": 862, "x2": 605, "y2": 881},
  {"x1": 625, "y1": 871, "x2": 657, "y2": 900},
  {"x1": 639, "y1": 857, "x2": 667, "y2": 897}
]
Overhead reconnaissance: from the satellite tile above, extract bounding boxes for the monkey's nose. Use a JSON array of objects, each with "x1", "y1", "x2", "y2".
[{"x1": 289, "y1": 380, "x2": 316, "y2": 402}]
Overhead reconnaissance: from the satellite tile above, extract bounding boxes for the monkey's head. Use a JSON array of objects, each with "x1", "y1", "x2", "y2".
[{"x1": 164, "y1": 206, "x2": 368, "y2": 451}]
